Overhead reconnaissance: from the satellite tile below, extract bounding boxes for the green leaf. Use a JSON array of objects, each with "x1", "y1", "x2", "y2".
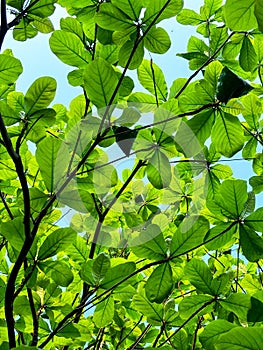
[
  {"x1": 249, "y1": 175, "x2": 263, "y2": 194},
  {"x1": 168, "y1": 329, "x2": 188, "y2": 350},
  {"x1": 38, "y1": 228, "x2": 77, "y2": 260},
  {"x1": 211, "y1": 179, "x2": 248, "y2": 218},
  {"x1": 144, "y1": 27, "x2": 171, "y2": 54},
  {"x1": 13, "y1": 19, "x2": 38, "y2": 41},
  {"x1": 143, "y1": 0, "x2": 183, "y2": 24},
  {"x1": 255, "y1": 0, "x2": 263, "y2": 32},
  {"x1": 92, "y1": 163, "x2": 118, "y2": 193},
  {"x1": 224, "y1": 0, "x2": 258, "y2": 31},
  {"x1": 185, "y1": 258, "x2": 214, "y2": 295},
  {"x1": 83, "y1": 57, "x2": 118, "y2": 108},
  {"x1": 28, "y1": 0, "x2": 55, "y2": 18},
  {"x1": 1, "y1": 217, "x2": 24, "y2": 251},
  {"x1": 210, "y1": 27, "x2": 229, "y2": 55},
  {"x1": 204, "y1": 0, "x2": 223, "y2": 17},
  {"x1": 24, "y1": 76, "x2": 57, "y2": 115},
  {"x1": 239, "y1": 36, "x2": 257, "y2": 72},
  {"x1": 128, "y1": 92, "x2": 158, "y2": 111},
  {"x1": 101, "y1": 262, "x2": 136, "y2": 289},
  {"x1": 215, "y1": 327, "x2": 263, "y2": 350},
  {"x1": 183, "y1": 109, "x2": 215, "y2": 150},
  {"x1": 240, "y1": 225, "x2": 263, "y2": 262},
  {"x1": 30, "y1": 15, "x2": 54, "y2": 33},
  {"x1": 67, "y1": 235, "x2": 89, "y2": 264},
  {"x1": 247, "y1": 296, "x2": 263, "y2": 322},
  {"x1": 39, "y1": 260, "x2": 73, "y2": 287},
  {"x1": 204, "y1": 223, "x2": 236, "y2": 250},
  {"x1": 80, "y1": 260, "x2": 95, "y2": 286},
  {"x1": 118, "y1": 39, "x2": 144, "y2": 70},
  {"x1": 95, "y1": 3, "x2": 134, "y2": 31},
  {"x1": 176, "y1": 9, "x2": 203, "y2": 25},
  {"x1": 137, "y1": 59, "x2": 167, "y2": 100},
  {"x1": 216, "y1": 67, "x2": 253, "y2": 103},
  {"x1": 93, "y1": 296, "x2": 114, "y2": 328},
  {"x1": 241, "y1": 94, "x2": 261, "y2": 128},
  {"x1": 131, "y1": 224, "x2": 167, "y2": 260},
  {"x1": 36, "y1": 137, "x2": 62, "y2": 193},
  {"x1": 111, "y1": 0, "x2": 142, "y2": 20},
  {"x1": 146, "y1": 150, "x2": 171, "y2": 189},
  {"x1": 0, "y1": 54, "x2": 23, "y2": 85},
  {"x1": 243, "y1": 137, "x2": 257, "y2": 159},
  {"x1": 170, "y1": 216, "x2": 209, "y2": 257},
  {"x1": 132, "y1": 290, "x2": 163, "y2": 324},
  {"x1": 244, "y1": 207, "x2": 263, "y2": 232},
  {"x1": 92, "y1": 253, "x2": 111, "y2": 284},
  {"x1": 211, "y1": 164, "x2": 233, "y2": 179},
  {"x1": 67, "y1": 69, "x2": 84, "y2": 87},
  {"x1": 204, "y1": 60, "x2": 223, "y2": 90},
  {"x1": 49, "y1": 30, "x2": 90, "y2": 67},
  {"x1": 211, "y1": 112, "x2": 244, "y2": 157},
  {"x1": 219, "y1": 293, "x2": 251, "y2": 320},
  {"x1": 200, "y1": 320, "x2": 237, "y2": 350},
  {"x1": 60, "y1": 17, "x2": 83, "y2": 39},
  {"x1": 118, "y1": 76, "x2": 135, "y2": 97},
  {"x1": 253, "y1": 153, "x2": 263, "y2": 175},
  {"x1": 145, "y1": 263, "x2": 173, "y2": 303},
  {"x1": 57, "y1": 324, "x2": 81, "y2": 338},
  {"x1": 58, "y1": 190, "x2": 94, "y2": 213},
  {"x1": 179, "y1": 294, "x2": 214, "y2": 318}
]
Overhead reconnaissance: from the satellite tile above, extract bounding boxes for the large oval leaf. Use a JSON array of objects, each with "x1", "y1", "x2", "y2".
[
  {"x1": 224, "y1": 0, "x2": 258, "y2": 31},
  {"x1": 24, "y1": 76, "x2": 57, "y2": 115},
  {"x1": 0, "y1": 54, "x2": 23, "y2": 84},
  {"x1": 36, "y1": 137, "x2": 62, "y2": 193},
  {"x1": 138, "y1": 59, "x2": 168, "y2": 101},
  {"x1": 211, "y1": 112, "x2": 244, "y2": 157},
  {"x1": 145, "y1": 262, "x2": 173, "y2": 303},
  {"x1": 49, "y1": 30, "x2": 90, "y2": 67},
  {"x1": 215, "y1": 327, "x2": 263, "y2": 350},
  {"x1": 84, "y1": 57, "x2": 118, "y2": 108}
]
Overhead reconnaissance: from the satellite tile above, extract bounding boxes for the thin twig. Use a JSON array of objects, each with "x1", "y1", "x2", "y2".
[
  {"x1": 158, "y1": 298, "x2": 216, "y2": 347},
  {"x1": 174, "y1": 32, "x2": 235, "y2": 99},
  {"x1": 116, "y1": 315, "x2": 143, "y2": 350},
  {"x1": 0, "y1": 191, "x2": 14, "y2": 219},
  {"x1": 127, "y1": 324, "x2": 152, "y2": 350}
]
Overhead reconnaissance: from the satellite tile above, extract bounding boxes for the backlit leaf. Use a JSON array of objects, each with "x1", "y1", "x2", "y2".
[
  {"x1": 49, "y1": 30, "x2": 90, "y2": 67},
  {"x1": 84, "y1": 57, "x2": 118, "y2": 107},
  {"x1": 224, "y1": 0, "x2": 258, "y2": 31},
  {"x1": 24, "y1": 76, "x2": 57, "y2": 115},
  {"x1": 215, "y1": 327, "x2": 263, "y2": 350},
  {"x1": 93, "y1": 296, "x2": 114, "y2": 328},
  {"x1": 145, "y1": 263, "x2": 173, "y2": 303},
  {"x1": 171, "y1": 216, "x2": 209, "y2": 256},
  {"x1": 0, "y1": 54, "x2": 23, "y2": 85}
]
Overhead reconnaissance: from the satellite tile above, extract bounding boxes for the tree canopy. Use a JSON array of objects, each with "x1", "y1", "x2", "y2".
[{"x1": 0, "y1": 0, "x2": 263, "y2": 349}]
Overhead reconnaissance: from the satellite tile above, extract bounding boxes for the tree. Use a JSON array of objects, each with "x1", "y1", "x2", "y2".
[{"x1": 0, "y1": 0, "x2": 263, "y2": 348}]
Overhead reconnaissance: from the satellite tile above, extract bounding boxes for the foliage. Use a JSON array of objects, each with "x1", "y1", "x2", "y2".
[{"x1": 0, "y1": 0, "x2": 263, "y2": 349}]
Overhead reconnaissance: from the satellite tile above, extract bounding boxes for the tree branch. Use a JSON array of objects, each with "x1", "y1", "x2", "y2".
[
  {"x1": 0, "y1": 190, "x2": 14, "y2": 219},
  {"x1": 158, "y1": 298, "x2": 216, "y2": 347},
  {"x1": 0, "y1": 112, "x2": 33, "y2": 348},
  {"x1": 0, "y1": 0, "x2": 8, "y2": 50},
  {"x1": 174, "y1": 31, "x2": 235, "y2": 99},
  {"x1": 127, "y1": 324, "x2": 152, "y2": 350}
]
